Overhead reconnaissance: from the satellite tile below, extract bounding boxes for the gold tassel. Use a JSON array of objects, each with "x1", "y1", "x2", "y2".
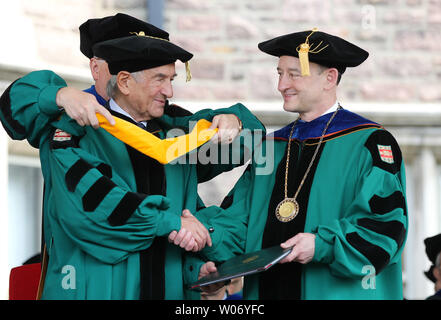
[
  {"x1": 296, "y1": 28, "x2": 322, "y2": 77},
  {"x1": 185, "y1": 61, "x2": 192, "y2": 82},
  {"x1": 298, "y1": 43, "x2": 311, "y2": 76}
]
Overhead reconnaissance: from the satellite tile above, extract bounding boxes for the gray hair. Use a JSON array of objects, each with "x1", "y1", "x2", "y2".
[{"x1": 106, "y1": 71, "x2": 145, "y2": 99}]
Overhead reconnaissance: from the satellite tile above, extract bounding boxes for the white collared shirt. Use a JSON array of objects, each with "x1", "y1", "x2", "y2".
[
  {"x1": 109, "y1": 99, "x2": 147, "y2": 128},
  {"x1": 298, "y1": 101, "x2": 340, "y2": 123},
  {"x1": 321, "y1": 100, "x2": 340, "y2": 117}
]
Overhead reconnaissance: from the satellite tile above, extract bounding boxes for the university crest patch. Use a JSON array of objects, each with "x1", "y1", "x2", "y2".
[
  {"x1": 53, "y1": 128, "x2": 72, "y2": 141},
  {"x1": 377, "y1": 145, "x2": 394, "y2": 164},
  {"x1": 51, "y1": 128, "x2": 79, "y2": 150}
]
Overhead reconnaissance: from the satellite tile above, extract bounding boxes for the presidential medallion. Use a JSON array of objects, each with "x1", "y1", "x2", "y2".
[
  {"x1": 275, "y1": 198, "x2": 299, "y2": 222},
  {"x1": 276, "y1": 106, "x2": 341, "y2": 223}
]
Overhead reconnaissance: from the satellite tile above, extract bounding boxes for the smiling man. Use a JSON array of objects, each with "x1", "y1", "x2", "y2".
[
  {"x1": 0, "y1": 30, "x2": 259, "y2": 299},
  {"x1": 37, "y1": 33, "x2": 211, "y2": 300},
  {"x1": 277, "y1": 56, "x2": 339, "y2": 121},
  {"x1": 196, "y1": 29, "x2": 408, "y2": 300},
  {"x1": 0, "y1": 13, "x2": 266, "y2": 299},
  {"x1": 106, "y1": 65, "x2": 177, "y2": 122}
]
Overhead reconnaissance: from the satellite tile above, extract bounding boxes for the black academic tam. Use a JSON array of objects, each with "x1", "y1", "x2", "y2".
[
  {"x1": 92, "y1": 35, "x2": 193, "y2": 75},
  {"x1": 80, "y1": 13, "x2": 169, "y2": 59},
  {"x1": 258, "y1": 30, "x2": 369, "y2": 74}
]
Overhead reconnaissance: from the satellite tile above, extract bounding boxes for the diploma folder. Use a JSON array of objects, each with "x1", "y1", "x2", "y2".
[{"x1": 189, "y1": 245, "x2": 292, "y2": 290}]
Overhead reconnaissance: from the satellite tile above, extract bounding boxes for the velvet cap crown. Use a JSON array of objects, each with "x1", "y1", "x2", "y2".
[
  {"x1": 93, "y1": 35, "x2": 193, "y2": 75},
  {"x1": 258, "y1": 30, "x2": 369, "y2": 74},
  {"x1": 80, "y1": 13, "x2": 169, "y2": 59}
]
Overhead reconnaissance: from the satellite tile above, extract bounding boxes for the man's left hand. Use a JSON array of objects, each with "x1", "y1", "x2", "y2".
[
  {"x1": 209, "y1": 114, "x2": 242, "y2": 144},
  {"x1": 198, "y1": 261, "x2": 227, "y2": 297},
  {"x1": 279, "y1": 233, "x2": 316, "y2": 264}
]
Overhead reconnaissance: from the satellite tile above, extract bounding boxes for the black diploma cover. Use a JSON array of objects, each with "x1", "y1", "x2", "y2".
[{"x1": 189, "y1": 245, "x2": 292, "y2": 289}]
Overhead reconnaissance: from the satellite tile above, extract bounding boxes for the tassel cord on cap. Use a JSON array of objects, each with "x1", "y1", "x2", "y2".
[
  {"x1": 296, "y1": 28, "x2": 329, "y2": 76},
  {"x1": 185, "y1": 61, "x2": 192, "y2": 82}
]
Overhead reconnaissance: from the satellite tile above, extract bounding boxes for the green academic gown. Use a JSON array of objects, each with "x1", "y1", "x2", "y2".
[
  {"x1": 195, "y1": 107, "x2": 408, "y2": 300},
  {"x1": 0, "y1": 70, "x2": 264, "y2": 299}
]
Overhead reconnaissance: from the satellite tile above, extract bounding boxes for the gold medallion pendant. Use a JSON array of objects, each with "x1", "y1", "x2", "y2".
[
  {"x1": 275, "y1": 198, "x2": 299, "y2": 222},
  {"x1": 275, "y1": 105, "x2": 341, "y2": 223}
]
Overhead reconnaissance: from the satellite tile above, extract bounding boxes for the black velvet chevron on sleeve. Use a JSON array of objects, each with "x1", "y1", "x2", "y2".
[
  {"x1": 65, "y1": 159, "x2": 94, "y2": 192},
  {"x1": 65, "y1": 159, "x2": 113, "y2": 193},
  {"x1": 0, "y1": 79, "x2": 26, "y2": 138},
  {"x1": 357, "y1": 218, "x2": 406, "y2": 248},
  {"x1": 96, "y1": 163, "x2": 113, "y2": 179},
  {"x1": 369, "y1": 191, "x2": 407, "y2": 216},
  {"x1": 107, "y1": 192, "x2": 147, "y2": 226},
  {"x1": 346, "y1": 232, "x2": 391, "y2": 274},
  {"x1": 82, "y1": 177, "x2": 117, "y2": 212}
]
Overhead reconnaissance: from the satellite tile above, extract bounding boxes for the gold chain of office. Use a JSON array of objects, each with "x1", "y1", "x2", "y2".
[{"x1": 275, "y1": 105, "x2": 341, "y2": 222}]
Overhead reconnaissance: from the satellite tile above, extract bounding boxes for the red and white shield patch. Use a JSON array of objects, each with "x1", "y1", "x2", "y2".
[
  {"x1": 53, "y1": 128, "x2": 72, "y2": 141},
  {"x1": 377, "y1": 145, "x2": 394, "y2": 164}
]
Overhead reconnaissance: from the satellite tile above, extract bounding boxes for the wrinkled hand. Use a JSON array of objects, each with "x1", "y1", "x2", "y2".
[
  {"x1": 280, "y1": 233, "x2": 316, "y2": 264},
  {"x1": 56, "y1": 87, "x2": 115, "y2": 128},
  {"x1": 168, "y1": 209, "x2": 212, "y2": 252},
  {"x1": 209, "y1": 114, "x2": 241, "y2": 144},
  {"x1": 198, "y1": 261, "x2": 226, "y2": 296}
]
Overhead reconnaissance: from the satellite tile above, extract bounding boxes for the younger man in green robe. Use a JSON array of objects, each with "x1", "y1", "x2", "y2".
[{"x1": 194, "y1": 29, "x2": 408, "y2": 300}]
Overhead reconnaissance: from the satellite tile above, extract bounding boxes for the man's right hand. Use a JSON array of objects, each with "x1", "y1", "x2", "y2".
[
  {"x1": 180, "y1": 209, "x2": 212, "y2": 249},
  {"x1": 56, "y1": 87, "x2": 115, "y2": 128},
  {"x1": 168, "y1": 228, "x2": 199, "y2": 252},
  {"x1": 169, "y1": 209, "x2": 212, "y2": 252}
]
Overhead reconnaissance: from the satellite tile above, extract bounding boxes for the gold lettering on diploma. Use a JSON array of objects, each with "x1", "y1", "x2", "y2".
[{"x1": 243, "y1": 255, "x2": 259, "y2": 264}]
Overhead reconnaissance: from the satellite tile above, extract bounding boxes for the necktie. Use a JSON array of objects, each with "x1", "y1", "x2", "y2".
[{"x1": 136, "y1": 122, "x2": 147, "y2": 130}]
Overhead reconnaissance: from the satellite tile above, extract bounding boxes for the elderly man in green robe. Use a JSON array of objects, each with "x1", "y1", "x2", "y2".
[{"x1": 0, "y1": 26, "x2": 263, "y2": 299}]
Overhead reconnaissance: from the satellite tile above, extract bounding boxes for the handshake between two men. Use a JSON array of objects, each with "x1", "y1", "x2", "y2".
[
  {"x1": 170, "y1": 209, "x2": 224, "y2": 296},
  {"x1": 168, "y1": 209, "x2": 212, "y2": 252}
]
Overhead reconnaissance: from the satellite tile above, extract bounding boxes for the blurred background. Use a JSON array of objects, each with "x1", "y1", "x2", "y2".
[{"x1": 0, "y1": 0, "x2": 440, "y2": 300}]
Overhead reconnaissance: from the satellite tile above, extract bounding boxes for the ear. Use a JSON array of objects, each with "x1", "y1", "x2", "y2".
[
  {"x1": 116, "y1": 71, "x2": 132, "y2": 96},
  {"x1": 434, "y1": 267, "x2": 441, "y2": 281},
  {"x1": 324, "y1": 68, "x2": 339, "y2": 89},
  {"x1": 89, "y1": 58, "x2": 100, "y2": 81}
]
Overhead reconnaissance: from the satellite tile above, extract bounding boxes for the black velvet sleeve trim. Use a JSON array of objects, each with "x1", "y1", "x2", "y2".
[
  {"x1": 0, "y1": 79, "x2": 26, "y2": 139},
  {"x1": 107, "y1": 192, "x2": 147, "y2": 226},
  {"x1": 369, "y1": 191, "x2": 407, "y2": 216},
  {"x1": 364, "y1": 130, "x2": 402, "y2": 175},
  {"x1": 357, "y1": 218, "x2": 406, "y2": 248},
  {"x1": 96, "y1": 163, "x2": 112, "y2": 179},
  {"x1": 65, "y1": 159, "x2": 94, "y2": 192},
  {"x1": 82, "y1": 176, "x2": 116, "y2": 212},
  {"x1": 346, "y1": 232, "x2": 391, "y2": 274}
]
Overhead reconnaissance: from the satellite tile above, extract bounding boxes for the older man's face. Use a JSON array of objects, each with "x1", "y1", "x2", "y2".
[{"x1": 127, "y1": 63, "x2": 177, "y2": 121}]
